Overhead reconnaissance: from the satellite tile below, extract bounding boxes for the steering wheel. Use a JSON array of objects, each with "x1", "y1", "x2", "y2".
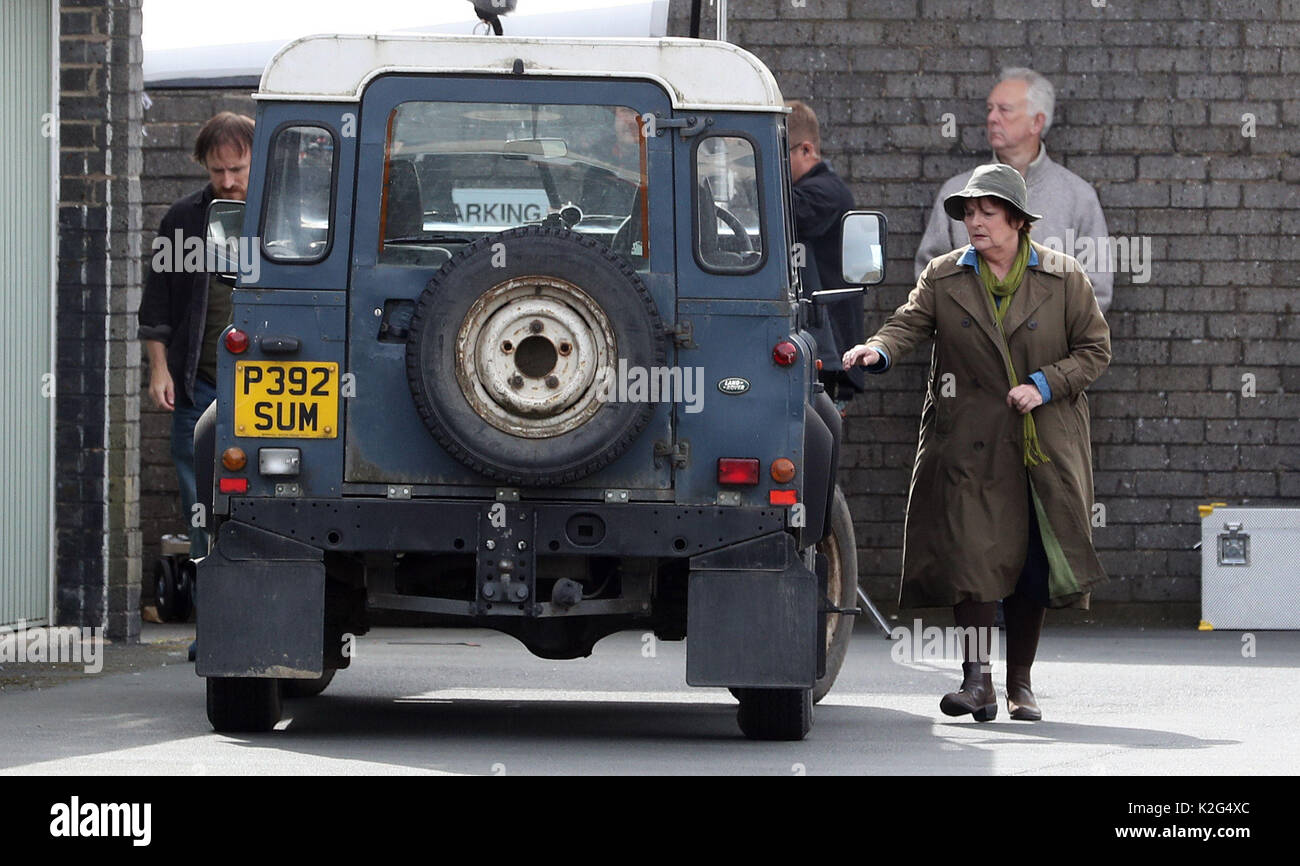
[{"x1": 713, "y1": 204, "x2": 755, "y2": 253}]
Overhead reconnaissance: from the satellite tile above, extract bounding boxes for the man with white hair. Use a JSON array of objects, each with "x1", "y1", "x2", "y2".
[{"x1": 915, "y1": 68, "x2": 1113, "y2": 312}]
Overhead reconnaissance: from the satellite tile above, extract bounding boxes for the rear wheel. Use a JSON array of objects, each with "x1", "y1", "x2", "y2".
[
  {"x1": 736, "y1": 687, "x2": 813, "y2": 741},
  {"x1": 206, "y1": 678, "x2": 282, "y2": 733},
  {"x1": 813, "y1": 486, "x2": 857, "y2": 704},
  {"x1": 153, "y1": 556, "x2": 190, "y2": 622}
]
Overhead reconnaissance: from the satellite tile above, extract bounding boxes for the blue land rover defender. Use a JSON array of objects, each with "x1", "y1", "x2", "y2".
[{"x1": 195, "y1": 33, "x2": 885, "y2": 740}]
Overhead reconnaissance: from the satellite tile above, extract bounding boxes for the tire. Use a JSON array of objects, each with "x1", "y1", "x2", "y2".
[
  {"x1": 206, "y1": 678, "x2": 282, "y2": 733},
  {"x1": 153, "y1": 556, "x2": 190, "y2": 622},
  {"x1": 280, "y1": 668, "x2": 336, "y2": 699},
  {"x1": 736, "y1": 688, "x2": 813, "y2": 741},
  {"x1": 405, "y1": 225, "x2": 667, "y2": 486},
  {"x1": 813, "y1": 486, "x2": 858, "y2": 704}
]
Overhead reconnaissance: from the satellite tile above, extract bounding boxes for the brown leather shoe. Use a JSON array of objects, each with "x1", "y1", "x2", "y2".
[
  {"x1": 940, "y1": 662, "x2": 997, "y2": 721},
  {"x1": 1006, "y1": 664, "x2": 1042, "y2": 721}
]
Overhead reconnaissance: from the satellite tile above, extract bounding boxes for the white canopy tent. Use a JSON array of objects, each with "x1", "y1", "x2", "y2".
[{"x1": 143, "y1": 0, "x2": 671, "y2": 86}]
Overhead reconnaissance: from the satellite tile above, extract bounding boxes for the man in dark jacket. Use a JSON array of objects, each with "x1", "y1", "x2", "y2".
[
  {"x1": 787, "y1": 100, "x2": 862, "y2": 412},
  {"x1": 138, "y1": 112, "x2": 253, "y2": 561}
]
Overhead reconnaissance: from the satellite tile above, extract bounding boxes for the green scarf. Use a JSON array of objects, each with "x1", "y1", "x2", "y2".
[{"x1": 977, "y1": 237, "x2": 1051, "y2": 467}]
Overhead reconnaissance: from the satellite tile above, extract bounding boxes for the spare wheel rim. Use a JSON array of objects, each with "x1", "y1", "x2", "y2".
[{"x1": 456, "y1": 276, "x2": 617, "y2": 439}]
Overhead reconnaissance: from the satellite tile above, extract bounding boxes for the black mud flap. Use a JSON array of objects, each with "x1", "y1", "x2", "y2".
[
  {"x1": 685, "y1": 532, "x2": 817, "y2": 688},
  {"x1": 195, "y1": 521, "x2": 325, "y2": 679}
]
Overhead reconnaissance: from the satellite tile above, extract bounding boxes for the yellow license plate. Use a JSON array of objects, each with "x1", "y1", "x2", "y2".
[{"x1": 234, "y1": 361, "x2": 339, "y2": 438}]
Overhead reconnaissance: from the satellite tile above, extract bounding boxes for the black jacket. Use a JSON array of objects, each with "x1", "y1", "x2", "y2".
[
  {"x1": 791, "y1": 161, "x2": 864, "y2": 392},
  {"x1": 138, "y1": 185, "x2": 215, "y2": 404}
]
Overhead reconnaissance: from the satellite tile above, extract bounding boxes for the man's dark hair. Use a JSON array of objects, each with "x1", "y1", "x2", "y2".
[
  {"x1": 192, "y1": 112, "x2": 255, "y2": 164},
  {"x1": 785, "y1": 100, "x2": 821, "y2": 152}
]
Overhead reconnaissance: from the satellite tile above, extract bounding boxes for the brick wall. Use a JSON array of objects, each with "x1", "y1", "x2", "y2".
[
  {"x1": 138, "y1": 88, "x2": 255, "y2": 582},
  {"x1": 57, "y1": 0, "x2": 143, "y2": 638},
  {"x1": 671, "y1": 1, "x2": 1300, "y2": 610}
]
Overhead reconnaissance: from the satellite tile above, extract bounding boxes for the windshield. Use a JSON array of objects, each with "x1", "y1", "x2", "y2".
[{"x1": 380, "y1": 101, "x2": 650, "y2": 267}]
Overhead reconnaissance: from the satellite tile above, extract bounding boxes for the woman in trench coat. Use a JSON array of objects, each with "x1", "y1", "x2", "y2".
[{"x1": 843, "y1": 163, "x2": 1110, "y2": 722}]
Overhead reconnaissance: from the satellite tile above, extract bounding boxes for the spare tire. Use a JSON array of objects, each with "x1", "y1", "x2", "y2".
[{"x1": 405, "y1": 226, "x2": 667, "y2": 486}]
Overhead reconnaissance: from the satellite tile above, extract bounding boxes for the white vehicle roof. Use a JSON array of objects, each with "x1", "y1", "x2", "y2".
[{"x1": 255, "y1": 34, "x2": 786, "y2": 113}]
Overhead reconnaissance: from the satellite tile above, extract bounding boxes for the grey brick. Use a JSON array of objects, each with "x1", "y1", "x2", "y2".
[
  {"x1": 1205, "y1": 419, "x2": 1276, "y2": 444},
  {"x1": 1137, "y1": 155, "x2": 1209, "y2": 181},
  {"x1": 1133, "y1": 418, "x2": 1206, "y2": 443},
  {"x1": 1242, "y1": 183, "x2": 1300, "y2": 208},
  {"x1": 1167, "y1": 444, "x2": 1240, "y2": 471}
]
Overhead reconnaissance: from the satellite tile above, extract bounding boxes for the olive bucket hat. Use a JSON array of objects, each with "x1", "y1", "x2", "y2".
[{"x1": 943, "y1": 163, "x2": 1043, "y2": 223}]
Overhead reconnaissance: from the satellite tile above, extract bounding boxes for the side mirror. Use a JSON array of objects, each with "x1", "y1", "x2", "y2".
[
  {"x1": 206, "y1": 199, "x2": 246, "y2": 280},
  {"x1": 839, "y1": 210, "x2": 887, "y2": 287}
]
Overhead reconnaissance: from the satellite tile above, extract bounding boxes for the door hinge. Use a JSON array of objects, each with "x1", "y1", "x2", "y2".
[
  {"x1": 650, "y1": 113, "x2": 713, "y2": 138},
  {"x1": 667, "y1": 319, "x2": 697, "y2": 348},
  {"x1": 654, "y1": 439, "x2": 690, "y2": 469}
]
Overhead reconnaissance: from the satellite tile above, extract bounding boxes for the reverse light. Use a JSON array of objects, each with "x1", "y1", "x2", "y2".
[
  {"x1": 772, "y1": 340, "x2": 797, "y2": 367},
  {"x1": 717, "y1": 458, "x2": 760, "y2": 486},
  {"x1": 224, "y1": 328, "x2": 249, "y2": 354},
  {"x1": 219, "y1": 477, "x2": 249, "y2": 494},
  {"x1": 259, "y1": 448, "x2": 302, "y2": 476},
  {"x1": 221, "y1": 447, "x2": 247, "y2": 471},
  {"x1": 769, "y1": 489, "x2": 798, "y2": 506},
  {"x1": 770, "y1": 458, "x2": 796, "y2": 483}
]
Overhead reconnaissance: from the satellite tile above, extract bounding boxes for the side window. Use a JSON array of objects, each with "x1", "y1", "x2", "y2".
[
  {"x1": 262, "y1": 125, "x2": 335, "y2": 263},
  {"x1": 694, "y1": 134, "x2": 763, "y2": 273}
]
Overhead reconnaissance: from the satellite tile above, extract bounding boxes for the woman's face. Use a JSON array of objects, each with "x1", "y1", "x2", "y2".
[{"x1": 962, "y1": 196, "x2": 1023, "y2": 257}]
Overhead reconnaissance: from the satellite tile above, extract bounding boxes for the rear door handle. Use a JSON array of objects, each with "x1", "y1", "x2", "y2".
[{"x1": 260, "y1": 336, "x2": 301, "y2": 354}]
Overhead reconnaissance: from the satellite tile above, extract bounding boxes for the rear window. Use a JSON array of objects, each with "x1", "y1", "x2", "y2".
[
  {"x1": 379, "y1": 101, "x2": 651, "y2": 269},
  {"x1": 262, "y1": 124, "x2": 335, "y2": 263}
]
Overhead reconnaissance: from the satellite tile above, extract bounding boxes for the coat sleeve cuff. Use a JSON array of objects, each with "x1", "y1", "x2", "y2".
[
  {"x1": 1029, "y1": 370, "x2": 1052, "y2": 403},
  {"x1": 866, "y1": 344, "x2": 890, "y2": 374},
  {"x1": 137, "y1": 323, "x2": 172, "y2": 344}
]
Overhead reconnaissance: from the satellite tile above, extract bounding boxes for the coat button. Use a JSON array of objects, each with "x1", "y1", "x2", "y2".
[
  {"x1": 961, "y1": 317, "x2": 971, "y2": 328},
  {"x1": 973, "y1": 441, "x2": 984, "y2": 450},
  {"x1": 1028, "y1": 320, "x2": 1038, "y2": 330}
]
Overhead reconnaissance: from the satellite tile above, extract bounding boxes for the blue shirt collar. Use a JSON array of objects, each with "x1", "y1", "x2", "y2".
[{"x1": 958, "y1": 244, "x2": 1038, "y2": 274}]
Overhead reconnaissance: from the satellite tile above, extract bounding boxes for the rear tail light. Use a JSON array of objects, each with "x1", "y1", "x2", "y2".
[
  {"x1": 717, "y1": 458, "x2": 760, "y2": 485},
  {"x1": 772, "y1": 340, "x2": 798, "y2": 367},
  {"x1": 224, "y1": 328, "x2": 249, "y2": 354}
]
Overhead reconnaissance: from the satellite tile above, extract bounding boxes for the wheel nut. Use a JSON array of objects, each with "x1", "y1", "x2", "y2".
[
  {"x1": 510, "y1": 374, "x2": 524, "y2": 388},
  {"x1": 545, "y1": 375, "x2": 559, "y2": 389},
  {"x1": 529, "y1": 319, "x2": 544, "y2": 333}
]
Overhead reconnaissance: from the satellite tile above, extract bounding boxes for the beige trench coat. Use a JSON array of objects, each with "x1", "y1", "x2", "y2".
[{"x1": 865, "y1": 240, "x2": 1111, "y2": 609}]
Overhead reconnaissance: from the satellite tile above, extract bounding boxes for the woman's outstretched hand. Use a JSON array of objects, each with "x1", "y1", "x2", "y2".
[
  {"x1": 842, "y1": 344, "x2": 881, "y2": 370},
  {"x1": 1007, "y1": 383, "x2": 1043, "y2": 415}
]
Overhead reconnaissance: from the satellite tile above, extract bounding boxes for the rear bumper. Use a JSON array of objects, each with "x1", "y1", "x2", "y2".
[{"x1": 225, "y1": 495, "x2": 787, "y2": 558}]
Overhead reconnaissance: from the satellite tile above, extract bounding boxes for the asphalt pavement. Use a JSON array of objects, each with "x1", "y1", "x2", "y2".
[{"x1": 0, "y1": 621, "x2": 1296, "y2": 775}]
